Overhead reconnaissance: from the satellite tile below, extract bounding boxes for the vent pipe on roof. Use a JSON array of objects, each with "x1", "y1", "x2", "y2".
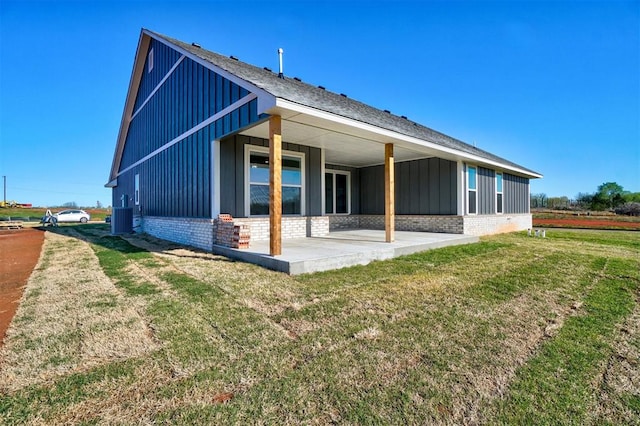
[{"x1": 278, "y1": 48, "x2": 284, "y2": 78}]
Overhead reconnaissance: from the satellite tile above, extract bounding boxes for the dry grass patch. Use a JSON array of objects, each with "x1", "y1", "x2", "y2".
[
  {"x1": 0, "y1": 231, "x2": 158, "y2": 392},
  {"x1": 123, "y1": 232, "x2": 311, "y2": 317},
  {"x1": 595, "y1": 297, "x2": 640, "y2": 423},
  {"x1": 0, "y1": 226, "x2": 638, "y2": 424}
]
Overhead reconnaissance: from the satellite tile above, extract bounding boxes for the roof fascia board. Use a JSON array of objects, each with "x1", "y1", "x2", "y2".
[
  {"x1": 273, "y1": 98, "x2": 542, "y2": 179},
  {"x1": 108, "y1": 31, "x2": 150, "y2": 183},
  {"x1": 143, "y1": 29, "x2": 276, "y2": 116}
]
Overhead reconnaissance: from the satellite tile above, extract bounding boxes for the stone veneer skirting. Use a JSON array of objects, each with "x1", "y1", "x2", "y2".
[{"x1": 329, "y1": 214, "x2": 532, "y2": 236}]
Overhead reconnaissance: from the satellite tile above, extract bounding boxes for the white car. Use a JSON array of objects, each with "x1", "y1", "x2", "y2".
[{"x1": 54, "y1": 209, "x2": 91, "y2": 223}]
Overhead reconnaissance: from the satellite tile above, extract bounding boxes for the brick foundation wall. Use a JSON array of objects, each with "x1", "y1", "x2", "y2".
[
  {"x1": 137, "y1": 214, "x2": 531, "y2": 248},
  {"x1": 329, "y1": 215, "x2": 464, "y2": 234},
  {"x1": 330, "y1": 214, "x2": 531, "y2": 236},
  {"x1": 463, "y1": 214, "x2": 532, "y2": 236},
  {"x1": 140, "y1": 216, "x2": 214, "y2": 251},
  {"x1": 328, "y1": 215, "x2": 361, "y2": 230},
  {"x1": 233, "y1": 216, "x2": 329, "y2": 241}
]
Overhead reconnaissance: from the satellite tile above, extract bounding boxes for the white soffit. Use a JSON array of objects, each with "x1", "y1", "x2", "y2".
[
  {"x1": 240, "y1": 118, "x2": 440, "y2": 167},
  {"x1": 242, "y1": 100, "x2": 542, "y2": 177}
]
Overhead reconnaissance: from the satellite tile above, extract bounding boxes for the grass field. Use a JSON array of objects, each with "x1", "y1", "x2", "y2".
[
  {"x1": 0, "y1": 225, "x2": 638, "y2": 424},
  {"x1": 0, "y1": 207, "x2": 110, "y2": 222}
]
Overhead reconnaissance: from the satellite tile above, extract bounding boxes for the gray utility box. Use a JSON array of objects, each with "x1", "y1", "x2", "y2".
[{"x1": 111, "y1": 207, "x2": 133, "y2": 235}]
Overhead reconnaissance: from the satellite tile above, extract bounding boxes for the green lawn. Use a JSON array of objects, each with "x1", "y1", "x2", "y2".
[{"x1": 0, "y1": 226, "x2": 638, "y2": 424}]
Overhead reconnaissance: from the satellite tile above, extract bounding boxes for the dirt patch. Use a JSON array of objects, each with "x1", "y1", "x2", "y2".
[
  {"x1": 0, "y1": 228, "x2": 44, "y2": 348},
  {"x1": 533, "y1": 218, "x2": 640, "y2": 229}
]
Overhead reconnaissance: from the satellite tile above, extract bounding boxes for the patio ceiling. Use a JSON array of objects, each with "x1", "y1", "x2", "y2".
[{"x1": 239, "y1": 107, "x2": 450, "y2": 168}]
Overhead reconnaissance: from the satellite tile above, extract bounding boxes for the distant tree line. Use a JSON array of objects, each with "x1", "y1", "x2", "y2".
[
  {"x1": 57, "y1": 201, "x2": 111, "y2": 209},
  {"x1": 531, "y1": 182, "x2": 640, "y2": 216}
]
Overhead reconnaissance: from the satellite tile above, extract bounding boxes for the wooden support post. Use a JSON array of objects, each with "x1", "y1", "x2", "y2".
[
  {"x1": 269, "y1": 115, "x2": 282, "y2": 256},
  {"x1": 385, "y1": 143, "x2": 395, "y2": 242}
]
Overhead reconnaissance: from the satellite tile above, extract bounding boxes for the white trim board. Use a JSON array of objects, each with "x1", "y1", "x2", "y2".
[
  {"x1": 117, "y1": 93, "x2": 257, "y2": 177},
  {"x1": 244, "y1": 144, "x2": 306, "y2": 217},
  {"x1": 212, "y1": 139, "x2": 221, "y2": 218},
  {"x1": 495, "y1": 172, "x2": 504, "y2": 215},
  {"x1": 324, "y1": 169, "x2": 351, "y2": 215},
  {"x1": 466, "y1": 164, "x2": 478, "y2": 215},
  {"x1": 132, "y1": 55, "x2": 185, "y2": 120},
  {"x1": 108, "y1": 32, "x2": 150, "y2": 183}
]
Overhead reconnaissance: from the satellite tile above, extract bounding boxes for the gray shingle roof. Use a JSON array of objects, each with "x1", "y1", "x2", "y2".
[{"x1": 149, "y1": 30, "x2": 539, "y2": 177}]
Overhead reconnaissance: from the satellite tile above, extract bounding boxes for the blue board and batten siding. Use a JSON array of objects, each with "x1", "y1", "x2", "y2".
[
  {"x1": 504, "y1": 173, "x2": 529, "y2": 214},
  {"x1": 132, "y1": 40, "x2": 182, "y2": 113},
  {"x1": 359, "y1": 158, "x2": 458, "y2": 215},
  {"x1": 477, "y1": 167, "x2": 496, "y2": 215},
  {"x1": 114, "y1": 38, "x2": 261, "y2": 218},
  {"x1": 471, "y1": 165, "x2": 529, "y2": 215}
]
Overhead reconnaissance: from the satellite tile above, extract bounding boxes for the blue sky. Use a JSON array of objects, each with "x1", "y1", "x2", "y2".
[{"x1": 1, "y1": 0, "x2": 638, "y2": 208}]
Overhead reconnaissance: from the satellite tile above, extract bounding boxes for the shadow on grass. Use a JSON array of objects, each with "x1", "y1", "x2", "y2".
[
  {"x1": 39, "y1": 224, "x2": 146, "y2": 254},
  {"x1": 38, "y1": 223, "x2": 234, "y2": 263}
]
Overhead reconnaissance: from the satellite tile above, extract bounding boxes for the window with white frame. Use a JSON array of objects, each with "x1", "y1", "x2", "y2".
[
  {"x1": 496, "y1": 172, "x2": 503, "y2": 214},
  {"x1": 325, "y1": 170, "x2": 350, "y2": 214},
  {"x1": 148, "y1": 48, "x2": 154, "y2": 73},
  {"x1": 246, "y1": 147, "x2": 304, "y2": 216},
  {"x1": 467, "y1": 165, "x2": 477, "y2": 214},
  {"x1": 134, "y1": 173, "x2": 140, "y2": 205}
]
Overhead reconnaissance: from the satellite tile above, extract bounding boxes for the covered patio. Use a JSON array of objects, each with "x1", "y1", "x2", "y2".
[
  {"x1": 225, "y1": 105, "x2": 470, "y2": 257},
  {"x1": 211, "y1": 229, "x2": 478, "y2": 275},
  {"x1": 206, "y1": 45, "x2": 539, "y2": 263}
]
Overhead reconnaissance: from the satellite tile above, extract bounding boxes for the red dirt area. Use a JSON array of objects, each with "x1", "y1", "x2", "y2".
[
  {"x1": 533, "y1": 218, "x2": 640, "y2": 230},
  {"x1": 0, "y1": 228, "x2": 45, "y2": 348}
]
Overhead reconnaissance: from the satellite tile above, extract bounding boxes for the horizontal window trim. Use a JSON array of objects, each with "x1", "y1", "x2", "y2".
[
  {"x1": 132, "y1": 55, "x2": 185, "y2": 120},
  {"x1": 117, "y1": 92, "x2": 257, "y2": 177},
  {"x1": 244, "y1": 144, "x2": 306, "y2": 217}
]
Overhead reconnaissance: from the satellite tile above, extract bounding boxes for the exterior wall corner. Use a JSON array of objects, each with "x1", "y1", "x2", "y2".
[{"x1": 462, "y1": 213, "x2": 532, "y2": 236}]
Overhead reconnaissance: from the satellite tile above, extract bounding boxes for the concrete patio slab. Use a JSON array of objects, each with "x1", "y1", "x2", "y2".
[{"x1": 212, "y1": 230, "x2": 479, "y2": 274}]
